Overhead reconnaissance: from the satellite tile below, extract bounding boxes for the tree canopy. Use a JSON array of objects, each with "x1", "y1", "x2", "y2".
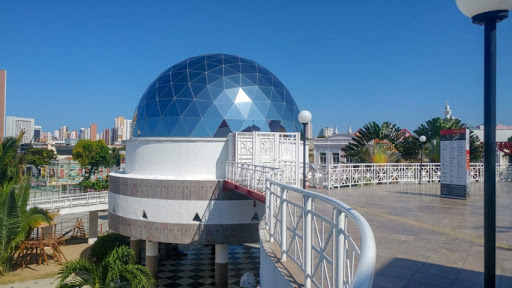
[
  {"x1": 508, "y1": 135, "x2": 512, "y2": 142},
  {"x1": 25, "y1": 148, "x2": 57, "y2": 168},
  {"x1": 72, "y1": 140, "x2": 112, "y2": 180},
  {"x1": 0, "y1": 134, "x2": 26, "y2": 189}
]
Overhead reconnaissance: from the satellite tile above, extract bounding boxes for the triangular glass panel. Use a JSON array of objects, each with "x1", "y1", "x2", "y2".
[
  {"x1": 183, "y1": 102, "x2": 201, "y2": 118},
  {"x1": 215, "y1": 91, "x2": 234, "y2": 103},
  {"x1": 253, "y1": 101, "x2": 270, "y2": 117},
  {"x1": 241, "y1": 64, "x2": 257, "y2": 73},
  {"x1": 268, "y1": 120, "x2": 282, "y2": 132},
  {"x1": 175, "y1": 99, "x2": 193, "y2": 115},
  {"x1": 157, "y1": 73, "x2": 171, "y2": 86},
  {"x1": 190, "y1": 84, "x2": 207, "y2": 98},
  {"x1": 225, "y1": 63, "x2": 241, "y2": 73},
  {"x1": 214, "y1": 101, "x2": 233, "y2": 117},
  {"x1": 223, "y1": 78, "x2": 239, "y2": 90},
  {"x1": 195, "y1": 100, "x2": 212, "y2": 116},
  {"x1": 225, "y1": 105, "x2": 244, "y2": 120},
  {"x1": 182, "y1": 117, "x2": 201, "y2": 133},
  {"x1": 224, "y1": 88, "x2": 239, "y2": 102},
  {"x1": 209, "y1": 78, "x2": 224, "y2": 90},
  {"x1": 225, "y1": 75, "x2": 240, "y2": 86},
  {"x1": 241, "y1": 120, "x2": 259, "y2": 132},
  {"x1": 273, "y1": 103, "x2": 286, "y2": 118},
  {"x1": 142, "y1": 210, "x2": 148, "y2": 219},
  {"x1": 246, "y1": 104, "x2": 266, "y2": 120},
  {"x1": 191, "y1": 74, "x2": 207, "y2": 86},
  {"x1": 190, "y1": 62, "x2": 206, "y2": 72},
  {"x1": 241, "y1": 74, "x2": 256, "y2": 87},
  {"x1": 209, "y1": 66, "x2": 224, "y2": 77},
  {"x1": 209, "y1": 57, "x2": 223, "y2": 65},
  {"x1": 271, "y1": 89, "x2": 284, "y2": 103},
  {"x1": 145, "y1": 101, "x2": 157, "y2": 117},
  {"x1": 265, "y1": 104, "x2": 281, "y2": 120},
  {"x1": 158, "y1": 99, "x2": 174, "y2": 115},
  {"x1": 251, "y1": 212, "x2": 259, "y2": 221},
  {"x1": 223, "y1": 56, "x2": 239, "y2": 65},
  {"x1": 226, "y1": 119, "x2": 245, "y2": 132},
  {"x1": 257, "y1": 75, "x2": 271, "y2": 87},
  {"x1": 206, "y1": 72, "x2": 222, "y2": 85},
  {"x1": 161, "y1": 101, "x2": 180, "y2": 117},
  {"x1": 253, "y1": 120, "x2": 269, "y2": 132},
  {"x1": 171, "y1": 71, "x2": 188, "y2": 84},
  {"x1": 176, "y1": 86, "x2": 194, "y2": 99},
  {"x1": 207, "y1": 86, "x2": 224, "y2": 100},
  {"x1": 188, "y1": 70, "x2": 204, "y2": 83},
  {"x1": 206, "y1": 61, "x2": 221, "y2": 71},
  {"x1": 158, "y1": 86, "x2": 174, "y2": 100},
  {"x1": 172, "y1": 83, "x2": 188, "y2": 97},
  {"x1": 170, "y1": 118, "x2": 188, "y2": 137},
  {"x1": 282, "y1": 106, "x2": 293, "y2": 121},
  {"x1": 146, "y1": 118, "x2": 167, "y2": 136},
  {"x1": 161, "y1": 117, "x2": 179, "y2": 134},
  {"x1": 234, "y1": 88, "x2": 251, "y2": 103},
  {"x1": 241, "y1": 86, "x2": 257, "y2": 98},
  {"x1": 213, "y1": 120, "x2": 232, "y2": 138},
  {"x1": 193, "y1": 212, "x2": 202, "y2": 222},
  {"x1": 190, "y1": 120, "x2": 211, "y2": 137},
  {"x1": 234, "y1": 102, "x2": 251, "y2": 118},
  {"x1": 195, "y1": 88, "x2": 213, "y2": 102},
  {"x1": 146, "y1": 102, "x2": 162, "y2": 118},
  {"x1": 146, "y1": 86, "x2": 157, "y2": 102},
  {"x1": 203, "y1": 117, "x2": 223, "y2": 136},
  {"x1": 203, "y1": 105, "x2": 223, "y2": 118},
  {"x1": 138, "y1": 104, "x2": 146, "y2": 120},
  {"x1": 172, "y1": 62, "x2": 188, "y2": 72}
]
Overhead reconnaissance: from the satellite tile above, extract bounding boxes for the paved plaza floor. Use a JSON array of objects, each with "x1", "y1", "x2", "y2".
[{"x1": 309, "y1": 182, "x2": 512, "y2": 288}]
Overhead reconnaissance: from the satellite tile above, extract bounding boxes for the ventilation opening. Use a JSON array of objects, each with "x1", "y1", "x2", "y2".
[
  {"x1": 142, "y1": 210, "x2": 148, "y2": 219},
  {"x1": 193, "y1": 213, "x2": 202, "y2": 222},
  {"x1": 251, "y1": 212, "x2": 259, "y2": 222}
]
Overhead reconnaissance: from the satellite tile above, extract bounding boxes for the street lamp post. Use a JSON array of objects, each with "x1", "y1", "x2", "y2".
[
  {"x1": 419, "y1": 135, "x2": 426, "y2": 184},
  {"x1": 298, "y1": 110, "x2": 312, "y2": 189},
  {"x1": 455, "y1": 1, "x2": 512, "y2": 286}
]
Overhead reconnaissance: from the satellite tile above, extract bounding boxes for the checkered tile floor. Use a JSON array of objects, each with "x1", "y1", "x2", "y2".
[{"x1": 157, "y1": 244, "x2": 260, "y2": 288}]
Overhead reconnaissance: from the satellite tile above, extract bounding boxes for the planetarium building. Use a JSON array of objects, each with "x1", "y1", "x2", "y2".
[{"x1": 108, "y1": 54, "x2": 302, "y2": 286}]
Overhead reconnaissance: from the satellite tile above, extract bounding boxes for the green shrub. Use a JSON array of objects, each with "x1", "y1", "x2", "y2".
[{"x1": 89, "y1": 233, "x2": 130, "y2": 263}]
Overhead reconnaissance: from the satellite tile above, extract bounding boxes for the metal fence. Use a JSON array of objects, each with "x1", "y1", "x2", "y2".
[
  {"x1": 309, "y1": 163, "x2": 512, "y2": 190},
  {"x1": 27, "y1": 191, "x2": 109, "y2": 211},
  {"x1": 226, "y1": 162, "x2": 376, "y2": 288}
]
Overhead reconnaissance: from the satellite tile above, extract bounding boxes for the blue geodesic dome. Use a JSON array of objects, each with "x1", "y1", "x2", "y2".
[{"x1": 132, "y1": 54, "x2": 302, "y2": 138}]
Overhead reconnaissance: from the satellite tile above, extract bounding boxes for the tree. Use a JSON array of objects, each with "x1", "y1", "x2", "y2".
[
  {"x1": 110, "y1": 145, "x2": 126, "y2": 167},
  {"x1": 72, "y1": 140, "x2": 112, "y2": 180},
  {"x1": 0, "y1": 177, "x2": 52, "y2": 274},
  {"x1": 396, "y1": 136, "x2": 422, "y2": 162},
  {"x1": 25, "y1": 148, "x2": 57, "y2": 168},
  {"x1": 414, "y1": 117, "x2": 483, "y2": 162},
  {"x1": 342, "y1": 121, "x2": 404, "y2": 163},
  {"x1": 360, "y1": 140, "x2": 400, "y2": 163},
  {"x1": 0, "y1": 134, "x2": 26, "y2": 189},
  {"x1": 508, "y1": 136, "x2": 512, "y2": 142},
  {"x1": 57, "y1": 246, "x2": 156, "y2": 288}
]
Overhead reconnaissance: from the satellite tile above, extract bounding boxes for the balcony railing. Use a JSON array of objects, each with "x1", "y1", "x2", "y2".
[{"x1": 27, "y1": 191, "x2": 109, "y2": 211}]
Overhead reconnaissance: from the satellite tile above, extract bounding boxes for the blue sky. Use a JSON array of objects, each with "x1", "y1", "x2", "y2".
[{"x1": 1, "y1": 1, "x2": 511, "y2": 135}]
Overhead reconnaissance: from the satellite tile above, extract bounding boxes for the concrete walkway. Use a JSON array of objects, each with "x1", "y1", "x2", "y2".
[{"x1": 308, "y1": 182, "x2": 512, "y2": 288}]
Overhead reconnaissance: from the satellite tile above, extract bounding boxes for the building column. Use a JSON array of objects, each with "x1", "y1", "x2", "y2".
[
  {"x1": 215, "y1": 244, "x2": 229, "y2": 288},
  {"x1": 88, "y1": 211, "x2": 98, "y2": 244},
  {"x1": 130, "y1": 238, "x2": 142, "y2": 264},
  {"x1": 146, "y1": 240, "x2": 159, "y2": 280}
]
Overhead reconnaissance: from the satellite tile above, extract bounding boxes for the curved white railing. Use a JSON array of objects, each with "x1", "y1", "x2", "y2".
[
  {"x1": 28, "y1": 191, "x2": 109, "y2": 211},
  {"x1": 310, "y1": 163, "x2": 512, "y2": 189},
  {"x1": 226, "y1": 162, "x2": 376, "y2": 288}
]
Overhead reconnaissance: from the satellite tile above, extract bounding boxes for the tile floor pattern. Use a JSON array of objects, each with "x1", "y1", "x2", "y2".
[{"x1": 157, "y1": 244, "x2": 260, "y2": 288}]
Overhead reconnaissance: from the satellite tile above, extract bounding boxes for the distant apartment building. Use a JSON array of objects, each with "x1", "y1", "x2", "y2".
[
  {"x1": 70, "y1": 130, "x2": 78, "y2": 139},
  {"x1": 53, "y1": 129, "x2": 60, "y2": 140},
  {"x1": 0, "y1": 70, "x2": 6, "y2": 141},
  {"x1": 103, "y1": 128, "x2": 110, "y2": 145},
  {"x1": 33, "y1": 125, "x2": 42, "y2": 142},
  {"x1": 90, "y1": 123, "x2": 97, "y2": 141},
  {"x1": 59, "y1": 126, "x2": 68, "y2": 141},
  {"x1": 305, "y1": 122, "x2": 313, "y2": 139},
  {"x1": 318, "y1": 127, "x2": 334, "y2": 138},
  {"x1": 124, "y1": 119, "x2": 132, "y2": 140},
  {"x1": 5, "y1": 116, "x2": 35, "y2": 144}
]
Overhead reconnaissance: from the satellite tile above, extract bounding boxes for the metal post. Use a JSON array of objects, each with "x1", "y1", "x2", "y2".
[
  {"x1": 304, "y1": 195, "x2": 312, "y2": 288},
  {"x1": 303, "y1": 123, "x2": 307, "y2": 189},
  {"x1": 419, "y1": 149, "x2": 423, "y2": 184},
  {"x1": 280, "y1": 187, "x2": 287, "y2": 261},
  {"x1": 483, "y1": 17, "x2": 497, "y2": 288},
  {"x1": 269, "y1": 192, "x2": 274, "y2": 243},
  {"x1": 335, "y1": 209, "x2": 346, "y2": 288}
]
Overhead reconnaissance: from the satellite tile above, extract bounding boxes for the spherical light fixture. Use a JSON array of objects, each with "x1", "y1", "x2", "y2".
[
  {"x1": 298, "y1": 110, "x2": 312, "y2": 124},
  {"x1": 419, "y1": 135, "x2": 426, "y2": 143},
  {"x1": 456, "y1": 0, "x2": 512, "y2": 24}
]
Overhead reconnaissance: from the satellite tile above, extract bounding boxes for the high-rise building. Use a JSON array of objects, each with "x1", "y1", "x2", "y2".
[
  {"x1": 79, "y1": 128, "x2": 86, "y2": 139},
  {"x1": 306, "y1": 122, "x2": 313, "y2": 139},
  {"x1": 0, "y1": 70, "x2": 6, "y2": 141},
  {"x1": 71, "y1": 130, "x2": 78, "y2": 139},
  {"x1": 59, "y1": 126, "x2": 68, "y2": 141},
  {"x1": 111, "y1": 127, "x2": 118, "y2": 144},
  {"x1": 33, "y1": 125, "x2": 42, "y2": 142},
  {"x1": 124, "y1": 119, "x2": 132, "y2": 141},
  {"x1": 114, "y1": 116, "x2": 125, "y2": 143},
  {"x1": 90, "y1": 123, "x2": 97, "y2": 141},
  {"x1": 53, "y1": 129, "x2": 60, "y2": 140},
  {"x1": 318, "y1": 127, "x2": 334, "y2": 138},
  {"x1": 5, "y1": 116, "x2": 35, "y2": 144},
  {"x1": 103, "y1": 128, "x2": 110, "y2": 145}
]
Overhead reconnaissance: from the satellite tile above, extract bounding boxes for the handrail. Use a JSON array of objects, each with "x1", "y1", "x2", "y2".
[
  {"x1": 28, "y1": 191, "x2": 109, "y2": 210},
  {"x1": 309, "y1": 163, "x2": 512, "y2": 189},
  {"x1": 227, "y1": 161, "x2": 376, "y2": 288}
]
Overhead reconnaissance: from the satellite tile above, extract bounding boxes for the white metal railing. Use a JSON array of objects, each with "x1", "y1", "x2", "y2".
[
  {"x1": 227, "y1": 161, "x2": 376, "y2": 288},
  {"x1": 226, "y1": 161, "x2": 282, "y2": 191},
  {"x1": 27, "y1": 191, "x2": 109, "y2": 211},
  {"x1": 310, "y1": 163, "x2": 512, "y2": 189}
]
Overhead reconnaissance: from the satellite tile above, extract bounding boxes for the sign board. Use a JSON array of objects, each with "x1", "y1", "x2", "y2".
[{"x1": 440, "y1": 128, "x2": 470, "y2": 199}]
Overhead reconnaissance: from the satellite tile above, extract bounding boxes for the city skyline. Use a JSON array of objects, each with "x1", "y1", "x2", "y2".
[{"x1": 1, "y1": 1, "x2": 511, "y2": 135}]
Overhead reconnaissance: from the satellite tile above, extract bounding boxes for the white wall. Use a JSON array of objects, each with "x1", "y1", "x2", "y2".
[{"x1": 125, "y1": 137, "x2": 229, "y2": 180}]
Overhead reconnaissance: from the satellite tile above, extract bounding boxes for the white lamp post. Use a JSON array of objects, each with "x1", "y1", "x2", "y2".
[
  {"x1": 455, "y1": 1, "x2": 512, "y2": 286},
  {"x1": 419, "y1": 135, "x2": 426, "y2": 184},
  {"x1": 298, "y1": 110, "x2": 312, "y2": 189}
]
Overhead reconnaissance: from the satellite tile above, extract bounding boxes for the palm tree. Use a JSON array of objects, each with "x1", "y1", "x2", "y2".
[
  {"x1": 0, "y1": 133, "x2": 26, "y2": 190},
  {"x1": 414, "y1": 117, "x2": 483, "y2": 162},
  {"x1": 360, "y1": 140, "x2": 401, "y2": 163},
  {"x1": 343, "y1": 121, "x2": 404, "y2": 163},
  {"x1": 57, "y1": 246, "x2": 156, "y2": 288},
  {"x1": 0, "y1": 177, "x2": 52, "y2": 274}
]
